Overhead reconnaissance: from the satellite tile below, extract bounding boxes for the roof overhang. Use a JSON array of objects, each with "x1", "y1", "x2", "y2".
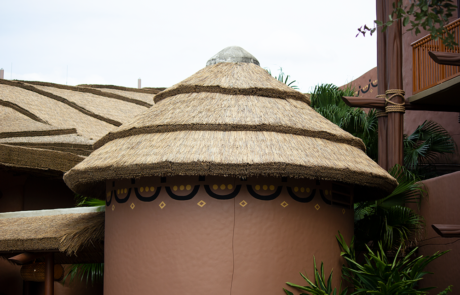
[{"x1": 408, "y1": 75, "x2": 460, "y2": 107}]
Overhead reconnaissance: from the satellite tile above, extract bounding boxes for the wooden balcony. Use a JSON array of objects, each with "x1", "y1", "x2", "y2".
[{"x1": 412, "y1": 18, "x2": 460, "y2": 94}]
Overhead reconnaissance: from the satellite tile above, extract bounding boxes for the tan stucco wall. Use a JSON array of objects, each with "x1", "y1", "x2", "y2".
[{"x1": 104, "y1": 176, "x2": 353, "y2": 295}]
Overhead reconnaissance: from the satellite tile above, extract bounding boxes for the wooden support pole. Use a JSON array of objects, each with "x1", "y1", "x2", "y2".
[
  {"x1": 377, "y1": 0, "x2": 388, "y2": 170},
  {"x1": 386, "y1": 0, "x2": 404, "y2": 168},
  {"x1": 44, "y1": 253, "x2": 54, "y2": 295}
]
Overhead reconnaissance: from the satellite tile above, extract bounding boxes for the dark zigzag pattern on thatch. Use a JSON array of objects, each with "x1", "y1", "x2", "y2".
[
  {"x1": 0, "y1": 99, "x2": 48, "y2": 124},
  {"x1": 78, "y1": 84, "x2": 163, "y2": 94},
  {"x1": 0, "y1": 80, "x2": 122, "y2": 127},
  {"x1": 21, "y1": 80, "x2": 153, "y2": 107}
]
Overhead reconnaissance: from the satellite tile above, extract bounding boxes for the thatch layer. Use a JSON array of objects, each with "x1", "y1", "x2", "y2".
[
  {"x1": 0, "y1": 99, "x2": 48, "y2": 124},
  {"x1": 32, "y1": 85, "x2": 148, "y2": 125},
  {"x1": 0, "y1": 106, "x2": 77, "y2": 139},
  {"x1": 87, "y1": 88, "x2": 156, "y2": 105},
  {"x1": 78, "y1": 84, "x2": 162, "y2": 94},
  {"x1": 0, "y1": 84, "x2": 115, "y2": 139},
  {"x1": 95, "y1": 92, "x2": 365, "y2": 150},
  {"x1": 154, "y1": 63, "x2": 310, "y2": 104},
  {"x1": 0, "y1": 144, "x2": 85, "y2": 173},
  {"x1": 66, "y1": 131, "x2": 397, "y2": 197},
  {"x1": 20, "y1": 80, "x2": 152, "y2": 107},
  {"x1": 0, "y1": 212, "x2": 104, "y2": 255}
]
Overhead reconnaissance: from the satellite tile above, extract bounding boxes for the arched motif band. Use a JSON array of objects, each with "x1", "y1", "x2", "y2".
[
  {"x1": 106, "y1": 191, "x2": 113, "y2": 206},
  {"x1": 246, "y1": 185, "x2": 282, "y2": 201},
  {"x1": 114, "y1": 188, "x2": 132, "y2": 204},
  {"x1": 287, "y1": 187, "x2": 316, "y2": 203},
  {"x1": 204, "y1": 185, "x2": 241, "y2": 200},
  {"x1": 165, "y1": 185, "x2": 200, "y2": 201},
  {"x1": 319, "y1": 190, "x2": 332, "y2": 205},
  {"x1": 135, "y1": 187, "x2": 162, "y2": 202}
]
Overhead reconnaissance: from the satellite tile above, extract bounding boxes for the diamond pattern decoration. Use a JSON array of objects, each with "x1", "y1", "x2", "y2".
[
  {"x1": 315, "y1": 204, "x2": 320, "y2": 211},
  {"x1": 281, "y1": 201, "x2": 288, "y2": 208},
  {"x1": 342, "y1": 209, "x2": 346, "y2": 214},
  {"x1": 112, "y1": 205, "x2": 115, "y2": 211},
  {"x1": 239, "y1": 200, "x2": 248, "y2": 207},
  {"x1": 130, "y1": 203, "x2": 135, "y2": 210},
  {"x1": 197, "y1": 200, "x2": 206, "y2": 207},
  {"x1": 159, "y1": 201, "x2": 166, "y2": 209}
]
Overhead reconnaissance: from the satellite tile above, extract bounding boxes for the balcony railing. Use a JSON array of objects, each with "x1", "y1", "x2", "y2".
[{"x1": 412, "y1": 18, "x2": 460, "y2": 94}]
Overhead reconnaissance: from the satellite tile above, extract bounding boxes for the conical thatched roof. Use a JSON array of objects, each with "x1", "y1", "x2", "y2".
[{"x1": 64, "y1": 47, "x2": 397, "y2": 200}]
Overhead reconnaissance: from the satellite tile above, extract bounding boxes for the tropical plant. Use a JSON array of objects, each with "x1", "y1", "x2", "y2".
[
  {"x1": 354, "y1": 165, "x2": 426, "y2": 251},
  {"x1": 266, "y1": 67, "x2": 299, "y2": 90},
  {"x1": 283, "y1": 257, "x2": 347, "y2": 295},
  {"x1": 336, "y1": 232, "x2": 452, "y2": 295},
  {"x1": 310, "y1": 84, "x2": 378, "y2": 161},
  {"x1": 404, "y1": 120, "x2": 456, "y2": 179},
  {"x1": 61, "y1": 195, "x2": 105, "y2": 286}
]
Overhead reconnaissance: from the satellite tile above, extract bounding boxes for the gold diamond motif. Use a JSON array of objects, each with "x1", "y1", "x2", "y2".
[
  {"x1": 130, "y1": 203, "x2": 135, "y2": 210},
  {"x1": 197, "y1": 200, "x2": 206, "y2": 207},
  {"x1": 112, "y1": 205, "x2": 115, "y2": 211},
  {"x1": 239, "y1": 200, "x2": 248, "y2": 207},
  {"x1": 315, "y1": 204, "x2": 321, "y2": 211},
  {"x1": 159, "y1": 201, "x2": 166, "y2": 209},
  {"x1": 342, "y1": 209, "x2": 346, "y2": 214},
  {"x1": 281, "y1": 201, "x2": 288, "y2": 208}
]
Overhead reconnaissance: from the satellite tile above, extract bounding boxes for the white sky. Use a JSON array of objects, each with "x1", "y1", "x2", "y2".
[{"x1": 1, "y1": 0, "x2": 377, "y2": 93}]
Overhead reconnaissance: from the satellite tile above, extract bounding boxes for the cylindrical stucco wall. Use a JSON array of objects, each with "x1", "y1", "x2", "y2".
[{"x1": 104, "y1": 176, "x2": 353, "y2": 295}]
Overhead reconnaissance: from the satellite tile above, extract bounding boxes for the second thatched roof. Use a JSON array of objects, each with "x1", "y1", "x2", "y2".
[{"x1": 64, "y1": 46, "x2": 397, "y2": 200}]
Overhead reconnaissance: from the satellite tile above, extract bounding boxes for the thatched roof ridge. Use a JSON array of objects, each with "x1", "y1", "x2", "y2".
[
  {"x1": 0, "y1": 207, "x2": 104, "y2": 262},
  {"x1": 20, "y1": 80, "x2": 152, "y2": 107},
  {"x1": 79, "y1": 84, "x2": 162, "y2": 94},
  {"x1": 0, "y1": 144, "x2": 85, "y2": 173},
  {"x1": 154, "y1": 63, "x2": 310, "y2": 104}
]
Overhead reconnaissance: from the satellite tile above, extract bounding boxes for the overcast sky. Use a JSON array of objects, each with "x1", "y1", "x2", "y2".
[{"x1": 1, "y1": 0, "x2": 377, "y2": 92}]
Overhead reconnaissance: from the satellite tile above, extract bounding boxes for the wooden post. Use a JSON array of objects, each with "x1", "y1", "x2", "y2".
[
  {"x1": 377, "y1": 0, "x2": 388, "y2": 170},
  {"x1": 44, "y1": 253, "x2": 54, "y2": 295},
  {"x1": 386, "y1": 0, "x2": 404, "y2": 168}
]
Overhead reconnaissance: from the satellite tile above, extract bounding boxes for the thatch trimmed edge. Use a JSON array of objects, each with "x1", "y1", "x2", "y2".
[
  {"x1": 0, "y1": 79, "x2": 123, "y2": 127},
  {"x1": 64, "y1": 160, "x2": 397, "y2": 200},
  {"x1": 0, "y1": 143, "x2": 85, "y2": 173},
  {"x1": 93, "y1": 124, "x2": 366, "y2": 151},
  {"x1": 78, "y1": 84, "x2": 163, "y2": 94},
  {"x1": 59, "y1": 212, "x2": 105, "y2": 256},
  {"x1": 154, "y1": 85, "x2": 311, "y2": 105},
  {"x1": 0, "y1": 99, "x2": 48, "y2": 124},
  {"x1": 18, "y1": 80, "x2": 153, "y2": 107},
  {"x1": 0, "y1": 128, "x2": 77, "y2": 139}
]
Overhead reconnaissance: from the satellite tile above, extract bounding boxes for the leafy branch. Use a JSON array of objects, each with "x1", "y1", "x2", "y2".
[{"x1": 357, "y1": 0, "x2": 458, "y2": 49}]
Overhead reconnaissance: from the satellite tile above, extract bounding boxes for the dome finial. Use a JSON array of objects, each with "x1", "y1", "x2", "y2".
[{"x1": 206, "y1": 46, "x2": 260, "y2": 66}]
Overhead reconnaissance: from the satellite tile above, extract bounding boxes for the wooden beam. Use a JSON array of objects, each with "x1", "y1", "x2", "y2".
[
  {"x1": 432, "y1": 224, "x2": 460, "y2": 238},
  {"x1": 342, "y1": 96, "x2": 460, "y2": 112},
  {"x1": 8, "y1": 252, "x2": 43, "y2": 265},
  {"x1": 44, "y1": 253, "x2": 54, "y2": 295},
  {"x1": 429, "y1": 51, "x2": 460, "y2": 66},
  {"x1": 377, "y1": 0, "x2": 388, "y2": 170}
]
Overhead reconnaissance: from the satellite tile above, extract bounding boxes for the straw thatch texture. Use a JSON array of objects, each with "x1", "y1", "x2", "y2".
[
  {"x1": 0, "y1": 212, "x2": 104, "y2": 255},
  {"x1": 64, "y1": 61, "x2": 397, "y2": 200},
  {"x1": 89, "y1": 88, "x2": 155, "y2": 104},
  {"x1": 67, "y1": 131, "x2": 396, "y2": 197},
  {"x1": 31, "y1": 85, "x2": 148, "y2": 125},
  {"x1": 0, "y1": 84, "x2": 115, "y2": 139},
  {"x1": 21, "y1": 80, "x2": 152, "y2": 107},
  {"x1": 0, "y1": 106, "x2": 76, "y2": 138},
  {"x1": 154, "y1": 63, "x2": 310, "y2": 104},
  {"x1": 0, "y1": 144, "x2": 85, "y2": 173},
  {"x1": 94, "y1": 92, "x2": 365, "y2": 150}
]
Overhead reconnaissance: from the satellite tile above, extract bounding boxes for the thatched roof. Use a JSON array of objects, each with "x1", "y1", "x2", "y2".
[
  {"x1": 0, "y1": 207, "x2": 104, "y2": 264},
  {"x1": 0, "y1": 78, "x2": 159, "y2": 174},
  {"x1": 64, "y1": 47, "x2": 397, "y2": 200}
]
